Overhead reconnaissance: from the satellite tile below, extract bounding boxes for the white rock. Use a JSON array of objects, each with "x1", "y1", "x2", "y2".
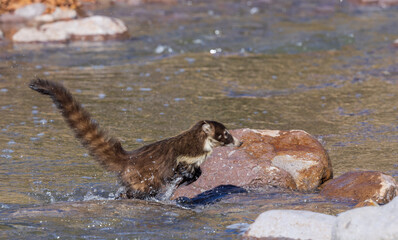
[
  {"x1": 34, "y1": 7, "x2": 77, "y2": 22},
  {"x1": 14, "y1": 3, "x2": 47, "y2": 19},
  {"x1": 333, "y1": 196, "x2": 398, "y2": 240},
  {"x1": 12, "y1": 27, "x2": 68, "y2": 43},
  {"x1": 12, "y1": 16, "x2": 128, "y2": 43},
  {"x1": 246, "y1": 209, "x2": 336, "y2": 240},
  {"x1": 0, "y1": 30, "x2": 3, "y2": 39},
  {"x1": 41, "y1": 16, "x2": 127, "y2": 37}
]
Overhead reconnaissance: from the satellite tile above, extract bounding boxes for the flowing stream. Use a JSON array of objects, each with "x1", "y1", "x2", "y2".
[{"x1": 1, "y1": 0, "x2": 398, "y2": 238}]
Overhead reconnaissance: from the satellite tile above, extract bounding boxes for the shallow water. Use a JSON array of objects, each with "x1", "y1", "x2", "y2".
[{"x1": 1, "y1": 0, "x2": 398, "y2": 238}]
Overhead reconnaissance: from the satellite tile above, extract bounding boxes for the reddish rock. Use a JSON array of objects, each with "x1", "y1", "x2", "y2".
[
  {"x1": 393, "y1": 39, "x2": 398, "y2": 48},
  {"x1": 173, "y1": 128, "x2": 332, "y2": 199},
  {"x1": 348, "y1": 0, "x2": 398, "y2": 7},
  {"x1": 354, "y1": 199, "x2": 379, "y2": 208},
  {"x1": 320, "y1": 171, "x2": 398, "y2": 204}
]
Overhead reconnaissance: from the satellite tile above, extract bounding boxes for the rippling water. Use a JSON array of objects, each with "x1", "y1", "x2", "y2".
[{"x1": 1, "y1": 0, "x2": 398, "y2": 238}]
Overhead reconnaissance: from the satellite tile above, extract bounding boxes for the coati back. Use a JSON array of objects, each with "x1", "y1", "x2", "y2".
[{"x1": 29, "y1": 78, "x2": 242, "y2": 200}]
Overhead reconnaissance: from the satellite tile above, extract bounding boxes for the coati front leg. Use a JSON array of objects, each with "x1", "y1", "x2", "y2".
[{"x1": 176, "y1": 163, "x2": 202, "y2": 187}]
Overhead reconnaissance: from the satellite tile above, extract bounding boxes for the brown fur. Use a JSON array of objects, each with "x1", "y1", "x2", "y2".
[{"x1": 29, "y1": 78, "x2": 241, "y2": 199}]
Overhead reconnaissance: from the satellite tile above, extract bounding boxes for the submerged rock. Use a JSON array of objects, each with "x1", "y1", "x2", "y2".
[
  {"x1": 173, "y1": 128, "x2": 332, "y2": 199},
  {"x1": 12, "y1": 16, "x2": 128, "y2": 43},
  {"x1": 244, "y1": 209, "x2": 336, "y2": 240},
  {"x1": 333, "y1": 196, "x2": 398, "y2": 240},
  {"x1": 320, "y1": 171, "x2": 398, "y2": 204}
]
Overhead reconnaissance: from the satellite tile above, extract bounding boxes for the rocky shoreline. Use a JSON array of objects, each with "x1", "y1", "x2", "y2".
[{"x1": 1, "y1": 0, "x2": 398, "y2": 46}]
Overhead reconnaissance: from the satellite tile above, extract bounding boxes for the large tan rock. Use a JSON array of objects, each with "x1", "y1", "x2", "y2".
[
  {"x1": 173, "y1": 128, "x2": 332, "y2": 199},
  {"x1": 320, "y1": 171, "x2": 398, "y2": 204},
  {"x1": 12, "y1": 15, "x2": 128, "y2": 43}
]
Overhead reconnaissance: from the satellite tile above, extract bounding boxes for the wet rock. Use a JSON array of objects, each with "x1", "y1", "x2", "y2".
[
  {"x1": 143, "y1": 0, "x2": 177, "y2": 3},
  {"x1": 12, "y1": 16, "x2": 128, "y2": 43},
  {"x1": 353, "y1": 198, "x2": 379, "y2": 208},
  {"x1": 173, "y1": 128, "x2": 332, "y2": 199},
  {"x1": 333, "y1": 196, "x2": 398, "y2": 240},
  {"x1": 34, "y1": 7, "x2": 77, "y2": 22},
  {"x1": 0, "y1": 30, "x2": 3, "y2": 40},
  {"x1": 14, "y1": 3, "x2": 47, "y2": 19},
  {"x1": 244, "y1": 209, "x2": 336, "y2": 240},
  {"x1": 320, "y1": 171, "x2": 398, "y2": 204},
  {"x1": 393, "y1": 39, "x2": 398, "y2": 47},
  {"x1": 348, "y1": 0, "x2": 398, "y2": 7}
]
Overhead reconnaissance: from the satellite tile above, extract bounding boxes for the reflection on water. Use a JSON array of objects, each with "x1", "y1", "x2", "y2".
[{"x1": 1, "y1": 0, "x2": 398, "y2": 238}]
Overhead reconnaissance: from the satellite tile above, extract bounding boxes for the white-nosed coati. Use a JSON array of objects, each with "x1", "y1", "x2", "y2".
[{"x1": 29, "y1": 78, "x2": 242, "y2": 200}]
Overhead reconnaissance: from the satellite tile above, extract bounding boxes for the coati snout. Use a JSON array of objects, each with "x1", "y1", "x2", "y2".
[
  {"x1": 29, "y1": 78, "x2": 242, "y2": 200},
  {"x1": 202, "y1": 121, "x2": 242, "y2": 149}
]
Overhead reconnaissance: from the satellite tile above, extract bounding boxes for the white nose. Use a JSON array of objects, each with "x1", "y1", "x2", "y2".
[{"x1": 233, "y1": 136, "x2": 243, "y2": 147}]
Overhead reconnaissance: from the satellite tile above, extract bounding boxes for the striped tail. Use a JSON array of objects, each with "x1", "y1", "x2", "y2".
[{"x1": 29, "y1": 78, "x2": 126, "y2": 172}]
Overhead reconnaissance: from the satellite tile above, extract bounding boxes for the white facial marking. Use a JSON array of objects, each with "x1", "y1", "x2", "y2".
[
  {"x1": 202, "y1": 123, "x2": 212, "y2": 135},
  {"x1": 204, "y1": 137, "x2": 216, "y2": 152},
  {"x1": 226, "y1": 136, "x2": 241, "y2": 147}
]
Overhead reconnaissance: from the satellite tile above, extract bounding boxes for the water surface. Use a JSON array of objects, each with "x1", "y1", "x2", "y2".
[{"x1": 1, "y1": 0, "x2": 398, "y2": 238}]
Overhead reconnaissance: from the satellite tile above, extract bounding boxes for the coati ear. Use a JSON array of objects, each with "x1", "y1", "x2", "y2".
[{"x1": 202, "y1": 121, "x2": 213, "y2": 135}]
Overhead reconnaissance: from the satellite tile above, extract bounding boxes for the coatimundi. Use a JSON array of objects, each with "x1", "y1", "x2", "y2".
[{"x1": 29, "y1": 78, "x2": 242, "y2": 200}]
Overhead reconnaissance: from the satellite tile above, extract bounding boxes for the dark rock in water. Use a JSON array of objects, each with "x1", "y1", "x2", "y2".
[
  {"x1": 320, "y1": 171, "x2": 398, "y2": 204},
  {"x1": 12, "y1": 15, "x2": 128, "y2": 43},
  {"x1": 173, "y1": 128, "x2": 332, "y2": 199},
  {"x1": 175, "y1": 185, "x2": 247, "y2": 208}
]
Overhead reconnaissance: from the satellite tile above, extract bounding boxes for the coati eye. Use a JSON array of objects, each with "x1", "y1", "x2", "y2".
[{"x1": 223, "y1": 130, "x2": 230, "y2": 139}]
